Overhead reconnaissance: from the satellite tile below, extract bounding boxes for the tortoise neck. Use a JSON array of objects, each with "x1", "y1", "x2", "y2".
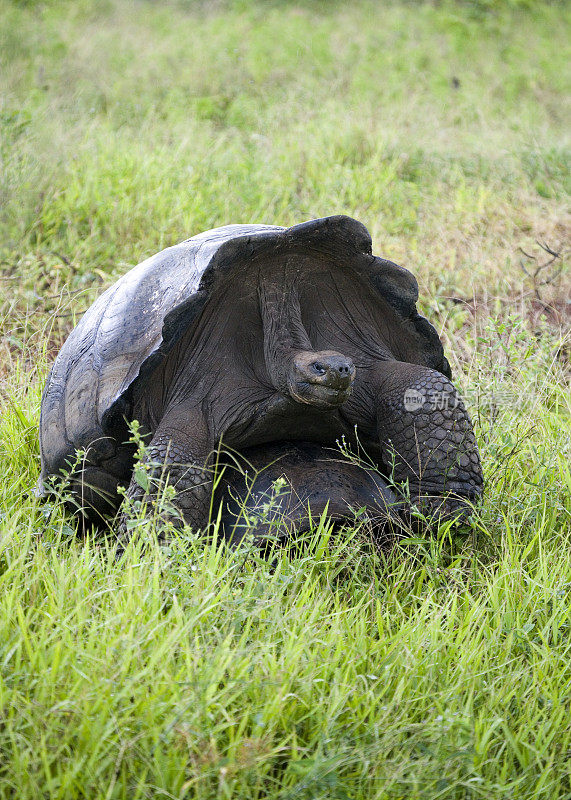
[{"x1": 259, "y1": 281, "x2": 313, "y2": 393}]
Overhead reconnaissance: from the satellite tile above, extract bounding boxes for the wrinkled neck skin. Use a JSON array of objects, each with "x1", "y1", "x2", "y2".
[{"x1": 259, "y1": 281, "x2": 312, "y2": 395}]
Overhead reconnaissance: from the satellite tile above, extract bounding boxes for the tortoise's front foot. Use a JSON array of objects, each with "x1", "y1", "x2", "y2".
[
  {"x1": 118, "y1": 423, "x2": 214, "y2": 542},
  {"x1": 373, "y1": 361, "x2": 483, "y2": 521},
  {"x1": 119, "y1": 460, "x2": 213, "y2": 539}
]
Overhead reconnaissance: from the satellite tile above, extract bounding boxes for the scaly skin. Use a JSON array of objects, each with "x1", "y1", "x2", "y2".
[
  {"x1": 120, "y1": 415, "x2": 213, "y2": 537},
  {"x1": 374, "y1": 362, "x2": 482, "y2": 516}
]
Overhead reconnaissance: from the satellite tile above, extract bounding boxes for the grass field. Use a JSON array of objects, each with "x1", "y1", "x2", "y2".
[{"x1": 1, "y1": 0, "x2": 570, "y2": 797}]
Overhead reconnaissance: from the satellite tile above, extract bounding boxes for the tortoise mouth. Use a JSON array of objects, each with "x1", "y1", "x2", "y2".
[{"x1": 289, "y1": 381, "x2": 352, "y2": 409}]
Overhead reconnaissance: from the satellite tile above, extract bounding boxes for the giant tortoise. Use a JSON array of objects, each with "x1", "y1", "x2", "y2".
[{"x1": 38, "y1": 215, "x2": 483, "y2": 536}]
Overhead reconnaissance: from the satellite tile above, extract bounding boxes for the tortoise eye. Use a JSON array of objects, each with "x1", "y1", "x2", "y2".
[{"x1": 312, "y1": 362, "x2": 326, "y2": 375}]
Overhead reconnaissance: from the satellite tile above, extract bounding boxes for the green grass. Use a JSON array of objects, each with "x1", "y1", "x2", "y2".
[{"x1": 0, "y1": 0, "x2": 570, "y2": 797}]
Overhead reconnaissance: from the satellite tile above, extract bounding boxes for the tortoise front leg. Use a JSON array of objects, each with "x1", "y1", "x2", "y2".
[
  {"x1": 121, "y1": 407, "x2": 214, "y2": 536},
  {"x1": 369, "y1": 361, "x2": 483, "y2": 515}
]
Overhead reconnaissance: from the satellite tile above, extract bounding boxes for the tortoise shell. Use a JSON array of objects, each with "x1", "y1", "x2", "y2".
[{"x1": 39, "y1": 215, "x2": 450, "y2": 489}]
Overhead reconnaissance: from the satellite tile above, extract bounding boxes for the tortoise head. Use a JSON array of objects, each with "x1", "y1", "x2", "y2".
[
  {"x1": 287, "y1": 349, "x2": 356, "y2": 409},
  {"x1": 259, "y1": 280, "x2": 357, "y2": 410}
]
